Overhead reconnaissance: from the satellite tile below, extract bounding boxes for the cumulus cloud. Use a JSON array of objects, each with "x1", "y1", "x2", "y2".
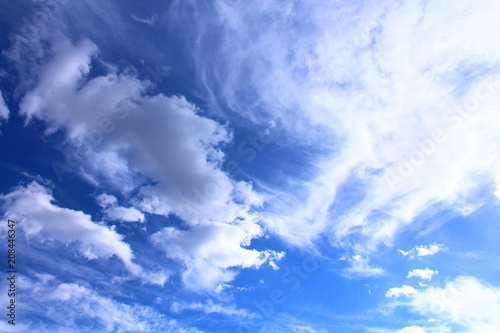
[
  {"x1": 104, "y1": 206, "x2": 145, "y2": 223},
  {"x1": 12, "y1": 22, "x2": 274, "y2": 289},
  {"x1": 152, "y1": 221, "x2": 284, "y2": 290},
  {"x1": 1, "y1": 182, "x2": 140, "y2": 273},
  {"x1": 0, "y1": 181, "x2": 166, "y2": 284},
  {"x1": 17, "y1": 36, "x2": 259, "y2": 227},
  {"x1": 385, "y1": 285, "x2": 418, "y2": 298},
  {"x1": 407, "y1": 269, "x2": 437, "y2": 281},
  {"x1": 97, "y1": 194, "x2": 145, "y2": 223},
  {"x1": 408, "y1": 277, "x2": 500, "y2": 333},
  {"x1": 96, "y1": 193, "x2": 118, "y2": 206}
]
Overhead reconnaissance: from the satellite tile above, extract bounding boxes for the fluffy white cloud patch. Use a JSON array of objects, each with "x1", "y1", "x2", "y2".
[
  {"x1": 407, "y1": 269, "x2": 437, "y2": 281},
  {"x1": 152, "y1": 221, "x2": 284, "y2": 290},
  {"x1": 0, "y1": 181, "x2": 149, "y2": 278},
  {"x1": 409, "y1": 277, "x2": 500, "y2": 333},
  {"x1": 398, "y1": 244, "x2": 446, "y2": 259},
  {"x1": 385, "y1": 285, "x2": 418, "y2": 298},
  {"x1": 97, "y1": 194, "x2": 145, "y2": 223},
  {"x1": 18, "y1": 37, "x2": 261, "y2": 226},
  {"x1": 14, "y1": 34, "x2": 273, "y2": 289}
]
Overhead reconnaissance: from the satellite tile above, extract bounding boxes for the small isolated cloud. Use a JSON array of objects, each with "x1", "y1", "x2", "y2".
[
  {"x1": 97, "y1": 194, "x2": 145, "y2": 223},
  {"x1": 398, "y1": 244, "x2": 446, "y2": 259},
  {"x1": 104, "y1": 206, "x2": 145, "y2": 223},
  {"x1": 0, "y1": 90, "x2": 9, "y2": 121},
  {"x1": 407, "y1": 269, "x2": 438, "y2": 281},
  {"x1": 343, "y1": 255, "x2": 385, "y2": 278},
  {"x1": 385, "y1": 285, "x2": 418, "y2": 298},
  {"x1": 131, "y1": 14, "x2": 158, "y2": 25}
]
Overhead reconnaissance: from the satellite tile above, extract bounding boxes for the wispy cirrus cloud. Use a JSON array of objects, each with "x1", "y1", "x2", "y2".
[
  {"x1": 171, "y1": 299, "x2": 257, "y2": 319},
  {"x1": 169, "y1": 0, "x2": 500, "y2": 255},
  {"x1": 343, "y1": 254, "x2": 385, "y2": 278},
  {"x1": 13, "y1": 274, "x2": 201, "y2": 333}
]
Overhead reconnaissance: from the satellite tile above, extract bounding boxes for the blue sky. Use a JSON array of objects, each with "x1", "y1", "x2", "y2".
[{"x1": 1, "y1": 0, "x2": 500, "y2": 332}]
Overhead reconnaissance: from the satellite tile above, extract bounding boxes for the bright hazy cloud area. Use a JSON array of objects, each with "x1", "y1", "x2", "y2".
[{"x1": 0, "y1": 0, "x2": 499, "y2": 332}]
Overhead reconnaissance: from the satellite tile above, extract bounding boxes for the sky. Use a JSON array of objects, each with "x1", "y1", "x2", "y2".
[{"x1": 0, "y1": 0, "x2": 499, "y2": 332}]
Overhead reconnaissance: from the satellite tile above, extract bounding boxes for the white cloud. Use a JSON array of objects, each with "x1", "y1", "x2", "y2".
[
  {"x1": 289, "y1": 326, "x2": 325, "y2": 333},
  {"x1": 0, "y1": 181, "x2": 166, "y2": 284},
  {"x1": 398, "y1": 244, "x2": 446, "y2": 259},
  {"x1": 408, "y1": 276, "x2": 500, "y2": 333},
  {"x1": 97, "y1": 194, "x2": 145, "y2": 223},
  {"x1": 396, "y1": 327, "x2": 426, "y2": 333},
  {"x1": 96, "y1": 193, "x2": 118, "y2": 206},
  {"x1": 104, "y1": 206, "x2": 145, "y2": 223},
  {"x1": 385, "y1": 285, "x2": 418, "y2": 298},
  {"x1": 131, "y1": 14, "x2": 158, "y2": 25},
  {"x1": 17, "y1": 37, "x2": 259, "y2": 227},
  {"x1": 343, "y1": 255, "x2": 385, "y2": 278},
  {"x1": 494, "y1": 176, "x2": 500, "y2": 199},
  {"x1": 49, "y1": 283, "x2": 89, "y2": 301},
  {"x1": 178, "y1": 0, "x2": 500, "y2": 253},
  {"x1": 12, "y1": 29, "x2": 274, "y2": 289},
  {"x1": 18, "y1": 275, "x2": 201, "y2": 333},
  {"x1": 256, "y1": 314, "x2": 329, "y2": 333},
  {"x1": 152, "y1": 221, "x2": 284, "y2": 290},
  {"x1": 408, "y1": 269, "x2": 438, "y2": 281},
  {"x1": 1, "y1": 182, "x2": 138, "y2": 272},
  {"x1": 0, "y1": 91, "x2": 9, "y2": 121},
  {"x1": 171, "y1": 299, "x2": 257, "y2": 319}
]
